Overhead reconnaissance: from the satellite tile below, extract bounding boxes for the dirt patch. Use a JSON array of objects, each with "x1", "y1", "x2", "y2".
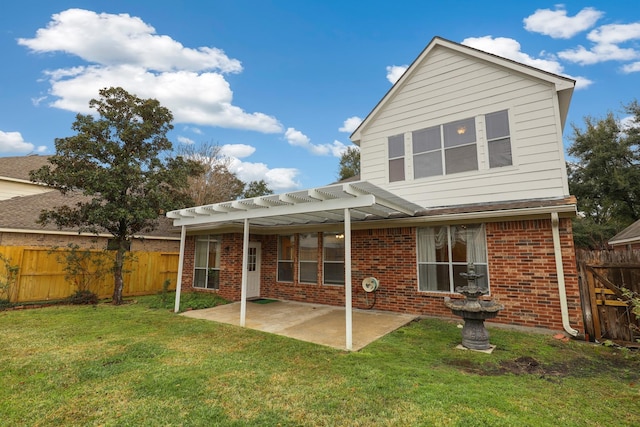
[{"x1": 446, "y1": 356, "x2": 573, "y2": 378}]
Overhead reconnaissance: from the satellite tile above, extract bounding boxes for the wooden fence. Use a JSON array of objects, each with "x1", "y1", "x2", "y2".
[
  {"x1": 0, "y1": 246, "x2": 179, "y2": 303},
  {"x1": 576, "y1": 249, "x2": 640, "y2": 346}
]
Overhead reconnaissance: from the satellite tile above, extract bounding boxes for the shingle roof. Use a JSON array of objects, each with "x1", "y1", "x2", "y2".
[
  {"x1": 609, "y1": 219, "x2": 640, "y2": 246},
  {"x1": 0, "y1": 155, "x2": 52, "y2": 181},
  {"x1": 0, "y1": 190, "x2": 178, "y2": 238}
]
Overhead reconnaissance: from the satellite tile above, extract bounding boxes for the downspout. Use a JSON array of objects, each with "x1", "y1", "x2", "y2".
[
  {"x1": 174, "y1": 225, "x2": 187, "y2": 313},
  {"x1": 550, "y1": 212, "x2": 579, "y2": 336}
]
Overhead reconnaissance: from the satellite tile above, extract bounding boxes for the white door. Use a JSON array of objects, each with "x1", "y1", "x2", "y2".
[{"x1": 246, "y1": 242, "x2": 261, "y2": 299}]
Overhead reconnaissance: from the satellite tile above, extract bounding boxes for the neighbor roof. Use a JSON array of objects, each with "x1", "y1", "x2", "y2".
[
  {"x1": 350, "y1": 36, "x2": 575, "y2": 144},
  {"x1": 0, "y1": 190, "x2": 178, "y2": 238},
  {"x1": 0, "y1": 155, "x2": 52, "y2": 182},
  {"x1": 609, "y1": 219, "x2": 640, "y2": 247}
]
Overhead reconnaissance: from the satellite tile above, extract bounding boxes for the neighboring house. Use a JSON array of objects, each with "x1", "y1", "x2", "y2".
[
  {"x1": 167, "y1": 37, "x2": 583, "y2": 348},
  {"x1": 0, "y1": 155, "x2": 53, "y2": 200},
  {"x1": 609, "y1": 219, "x2": 640, "y2": 250},
  {"x1": 0, "y1": 155, "x2": 179, "y2": 252}
]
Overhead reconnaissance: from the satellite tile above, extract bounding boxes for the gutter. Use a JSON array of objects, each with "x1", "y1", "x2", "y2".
[{"x1": 550, "y1": 212, "x2": 579, "y2": 337}]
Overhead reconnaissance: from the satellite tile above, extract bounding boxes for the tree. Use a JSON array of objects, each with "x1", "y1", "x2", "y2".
[
  {"x1": 30, "y1": 87, "x2": 204, "y2": 304},
  {"x1": 178, "y1": 142, "x2": 245, "y2": 205},
  {"x1": 567, "y1": 100, "x2": 640, "y2": 249},
  {"x1": 337, "y1": 146, "x2": 360, "y2": 181},
  {"x1": 242, "y1": 180, "x2": 273, "y2": 198}
]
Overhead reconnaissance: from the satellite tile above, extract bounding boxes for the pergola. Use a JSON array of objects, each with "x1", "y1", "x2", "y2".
[{"x1": 167, "y1": 181, "x2": 423, "y2": 350}]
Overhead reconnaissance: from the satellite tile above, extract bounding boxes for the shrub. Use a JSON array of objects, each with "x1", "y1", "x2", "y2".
[{"x1": 67, "y1": 289, "x2": 99, "y2": 305}]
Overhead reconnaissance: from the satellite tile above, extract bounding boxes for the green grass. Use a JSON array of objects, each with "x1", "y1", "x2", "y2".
[{"x1": 1, "y1": 295, "x2": 639, "y2": 426}]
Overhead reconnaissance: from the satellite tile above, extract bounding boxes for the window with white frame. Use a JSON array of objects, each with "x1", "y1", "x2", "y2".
[
  {"x1": 388, "y1": 134, "x2": 405, "y2": 182},
  {"x1": 277, "y1": 235, "x2": 294, "y2": 282},
  {"x1": 486, "y1": 110, "x2": 512, "y2": 168},
  {"x1": 194, "y1": 235, "x2": 221, "y2": 289},
  {"x1": 417, "y1": 224, "x2": 488, "y2": 292},
  {"x1": 323, "y1": 233, "x2": 345, "y2": 285},
  {"x1": 299, "y1": 233, "x2": 318, "y2": 284},
  {"x1": 412, "y1": 117, "x2": 478, "y2": 179}
]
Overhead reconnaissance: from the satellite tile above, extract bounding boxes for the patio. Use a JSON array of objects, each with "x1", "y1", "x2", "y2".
[{"x1": 181, "y1": 300, "x2": 418, "y2": 351}]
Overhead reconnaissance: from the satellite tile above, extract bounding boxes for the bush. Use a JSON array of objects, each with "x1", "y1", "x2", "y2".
[
  {"x1": 67, "y1": 290, "x2": 99, "y2": 305},
  {"x1": 144, "y1": 291, "x2": 228, "y2": 311}
]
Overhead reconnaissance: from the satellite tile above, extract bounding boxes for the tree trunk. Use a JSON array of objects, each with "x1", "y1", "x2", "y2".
[{"x1": 112, "y1": 242, "x2": 126, "y2": 305}]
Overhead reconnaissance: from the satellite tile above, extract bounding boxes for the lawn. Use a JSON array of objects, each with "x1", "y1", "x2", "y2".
[{"x1": 1, "y1": 294, "x2": 638, "y2": 426}]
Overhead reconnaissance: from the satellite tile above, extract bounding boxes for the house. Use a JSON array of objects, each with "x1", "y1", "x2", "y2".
[
  {"x1": 167, "y1": 37, "x2": 583, "y2": 349},
  {"x1": 0, "y1": 155, "x2": 53, "y2": 200},
  {"x1": 609, "y1": 219, "x2": 640, "y2": 250},
  {"x1": 0, "y1": 155, "x2": 179, "y2": 252}
]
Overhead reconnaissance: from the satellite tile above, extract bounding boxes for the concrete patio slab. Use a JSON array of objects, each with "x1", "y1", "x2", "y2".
[{"x1": 180, "y1": 300, "x2": 417, "y2": 351}]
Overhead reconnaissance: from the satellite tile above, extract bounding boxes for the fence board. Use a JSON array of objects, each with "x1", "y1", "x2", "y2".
[
  {"x1": 576, "y1": 249, "x2": 640, "y2": 345},
  {"x1": 0, "y1": 246, "x2": 178, "y2": 303}
]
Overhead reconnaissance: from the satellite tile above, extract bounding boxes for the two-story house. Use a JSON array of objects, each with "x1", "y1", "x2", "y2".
[{"x1": 167, "y1": 37, "x2": 584, "y2": 347}]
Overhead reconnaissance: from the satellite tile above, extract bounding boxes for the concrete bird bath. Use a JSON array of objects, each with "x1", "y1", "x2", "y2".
[{"x1": 444, "y1": 264, "x2": 503, "y2": 350}]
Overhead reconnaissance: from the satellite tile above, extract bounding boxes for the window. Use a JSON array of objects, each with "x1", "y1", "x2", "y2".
[
  {"x1": 299, "y1": 233, "x2": 318, "y2": 284},
  {"x1": 194, "y1": 235, "x2": 221, "y2": 289},
  {"x1": 323, "y1": 233, "x2": 345, "y2": 285},
  {"x1": 412, "y1": 117, "x2": 477, "y2": 178},
  {"x1": 277, "y1": 235, "x2": 294, "y2": 282},
  {"x1": 388, "y1": 134, "x2": 405, "y2": 182},
  {"x1": 417, "y1": 225, "x2": 488, "y2": 292},
  {"x1": 486, "y1": 110, "x2": 512, "y2": 168}
]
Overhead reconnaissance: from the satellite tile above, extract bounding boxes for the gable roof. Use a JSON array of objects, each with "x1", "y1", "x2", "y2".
[
  {"x1": 609, "y1": 219, "x2": 640, "y2": 247},
  {"x1": 0, "y1": 155, "x2": 52, "y2": 182},
  {"x1": 0, "y1": 190, "x2": 177, "y2": 239},
  {"x1": 350, "y1": 36, "x2": 575, "y2": 144}
]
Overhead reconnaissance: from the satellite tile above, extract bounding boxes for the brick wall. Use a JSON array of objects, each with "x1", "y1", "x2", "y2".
[
  {"x1": 181, "y1": 218, "x2": 583, "y2": 332},
  {"x1": 0, "y1": 231, "x2": 179, "y2": 252}
]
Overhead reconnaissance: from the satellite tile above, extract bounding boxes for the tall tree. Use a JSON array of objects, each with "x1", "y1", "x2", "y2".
[
  {"x1": 567, "y1": 100, "x2": 640, "y2": 249},
  {"x1": 242, "y1": 179, "x2": 273, "y2": 198},
  {"x1": 30, "y1": 87, "x2": 204, "y2": 304},
  {"x1": 337, "y1": 146, "x2": 360, "y2": 181},
  {"x1": 178, "y1": 142, "x2": 245, "y2": 204}
]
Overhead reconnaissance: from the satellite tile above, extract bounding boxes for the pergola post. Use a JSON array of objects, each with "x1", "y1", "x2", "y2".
[
  {"x1": 173, "y1": 225, "x2": 187, "y2": 313},
  {"x1": 344, "y1": 208, "x2": 353, "y2": 351},
  {"x1": 240, "y1": 218, "x2": 250, "y2": 327}
]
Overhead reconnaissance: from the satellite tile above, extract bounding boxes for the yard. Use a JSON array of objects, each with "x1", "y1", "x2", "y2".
[{"x1": 1, "y1": 295, "x2": 638, "y2": 426}]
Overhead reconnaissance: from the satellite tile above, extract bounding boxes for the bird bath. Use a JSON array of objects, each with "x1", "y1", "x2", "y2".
[{"x1": 444, "y1": 264, "x2": 503, "y2": 350}]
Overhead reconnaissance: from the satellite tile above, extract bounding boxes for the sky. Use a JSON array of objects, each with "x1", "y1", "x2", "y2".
[{"x1": 1, "y1": 1, "x2": 639, "y2": 192}]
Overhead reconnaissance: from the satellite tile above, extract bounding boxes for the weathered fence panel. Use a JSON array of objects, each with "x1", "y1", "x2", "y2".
[
  {"x1": 576, "y1": 249, "x2": 640, "y2": 346},
  {"x1": 0, "y1": 246, "x2": 178, "y2": 303}
]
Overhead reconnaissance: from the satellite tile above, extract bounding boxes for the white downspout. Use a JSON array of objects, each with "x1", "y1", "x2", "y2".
[
  {"x1": 551, "y1": 212, "x2": 579, "y2": 336},
  {"x1": 174, "y1": 225, "x2": 187, "y2": 313},
  {"x1": 240, "y1": 218, "x2": 250, "y2": 327},
  {"x1": 344, "y1": 208, "x2": 353, "y2": 351}
]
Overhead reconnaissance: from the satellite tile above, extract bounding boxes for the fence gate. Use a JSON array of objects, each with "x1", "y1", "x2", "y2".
[{"x1": 577, "y1": 250, "x2": 640, "y2": 346}]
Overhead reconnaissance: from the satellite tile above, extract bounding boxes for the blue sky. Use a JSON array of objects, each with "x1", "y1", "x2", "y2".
[{"x1": 1, "y1": 1, "x2": 639, "y2": 191}]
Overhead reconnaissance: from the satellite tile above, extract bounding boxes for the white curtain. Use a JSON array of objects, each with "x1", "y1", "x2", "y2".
[{"x1": 418, "y1": 227, "x2": 447, "y2": 291}]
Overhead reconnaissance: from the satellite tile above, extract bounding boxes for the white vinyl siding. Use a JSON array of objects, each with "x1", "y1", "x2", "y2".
[{"x1": 359, "y1": 46, "x2": 569, "y2": 208}]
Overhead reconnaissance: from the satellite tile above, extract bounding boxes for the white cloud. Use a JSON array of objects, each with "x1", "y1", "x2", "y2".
[
  {"x1": 0, "y1": 131, "x2": 47, "y2": 154},
  {"x1": 339, "y1": 116, "x2": 362, "y2": 133},
  {"x1": 622, "y1": 62, "x2": 640, "y2": 73},
  {"x1": 220, "y1": 143, "x2": 255, "y2": 158},
  {"x1": 524, "y1": 6, "x2": 603, "y2": 39},
  {"x1": 386, "y1": 65, "x2": 407, "y2": 84},
  {"x1": 284, "y1": 127, "x2": 349, "y2": 157},
  {"x1": 177, "y1": 136, "x2": 194, "y2": 145},
  {"x1": 18, "y1": 8, "x2": 242, "y2": 73},
  {"x1": 557, "y1": 23, "x2": 640, "y2": 66},
  {"x1": 18, "y1": 8, "x2": 282, "y2": 134},
  {"x1": 226, "y1": 156, "x2": 300, "y2": 191},
  {"x1": 620, "y1": 115, "x2": 636, "y2": 130},
  {"x1": 183, "y1": 126, "x2": 203, "y2": 135}
]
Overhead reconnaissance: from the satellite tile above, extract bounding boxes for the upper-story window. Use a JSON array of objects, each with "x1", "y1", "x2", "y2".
[
  {"x1": 389, "y1": 110, "x2": 512, "y2": 183},
  {"x1": 413, "y1": 117, "x2": 478, "y2": 179},
  {"x1": 388, "y1": 134, "x2": 405, "y2": 182},
  {"x1": 486, "y1": 110, "x2": 512, "y2": 168}
]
